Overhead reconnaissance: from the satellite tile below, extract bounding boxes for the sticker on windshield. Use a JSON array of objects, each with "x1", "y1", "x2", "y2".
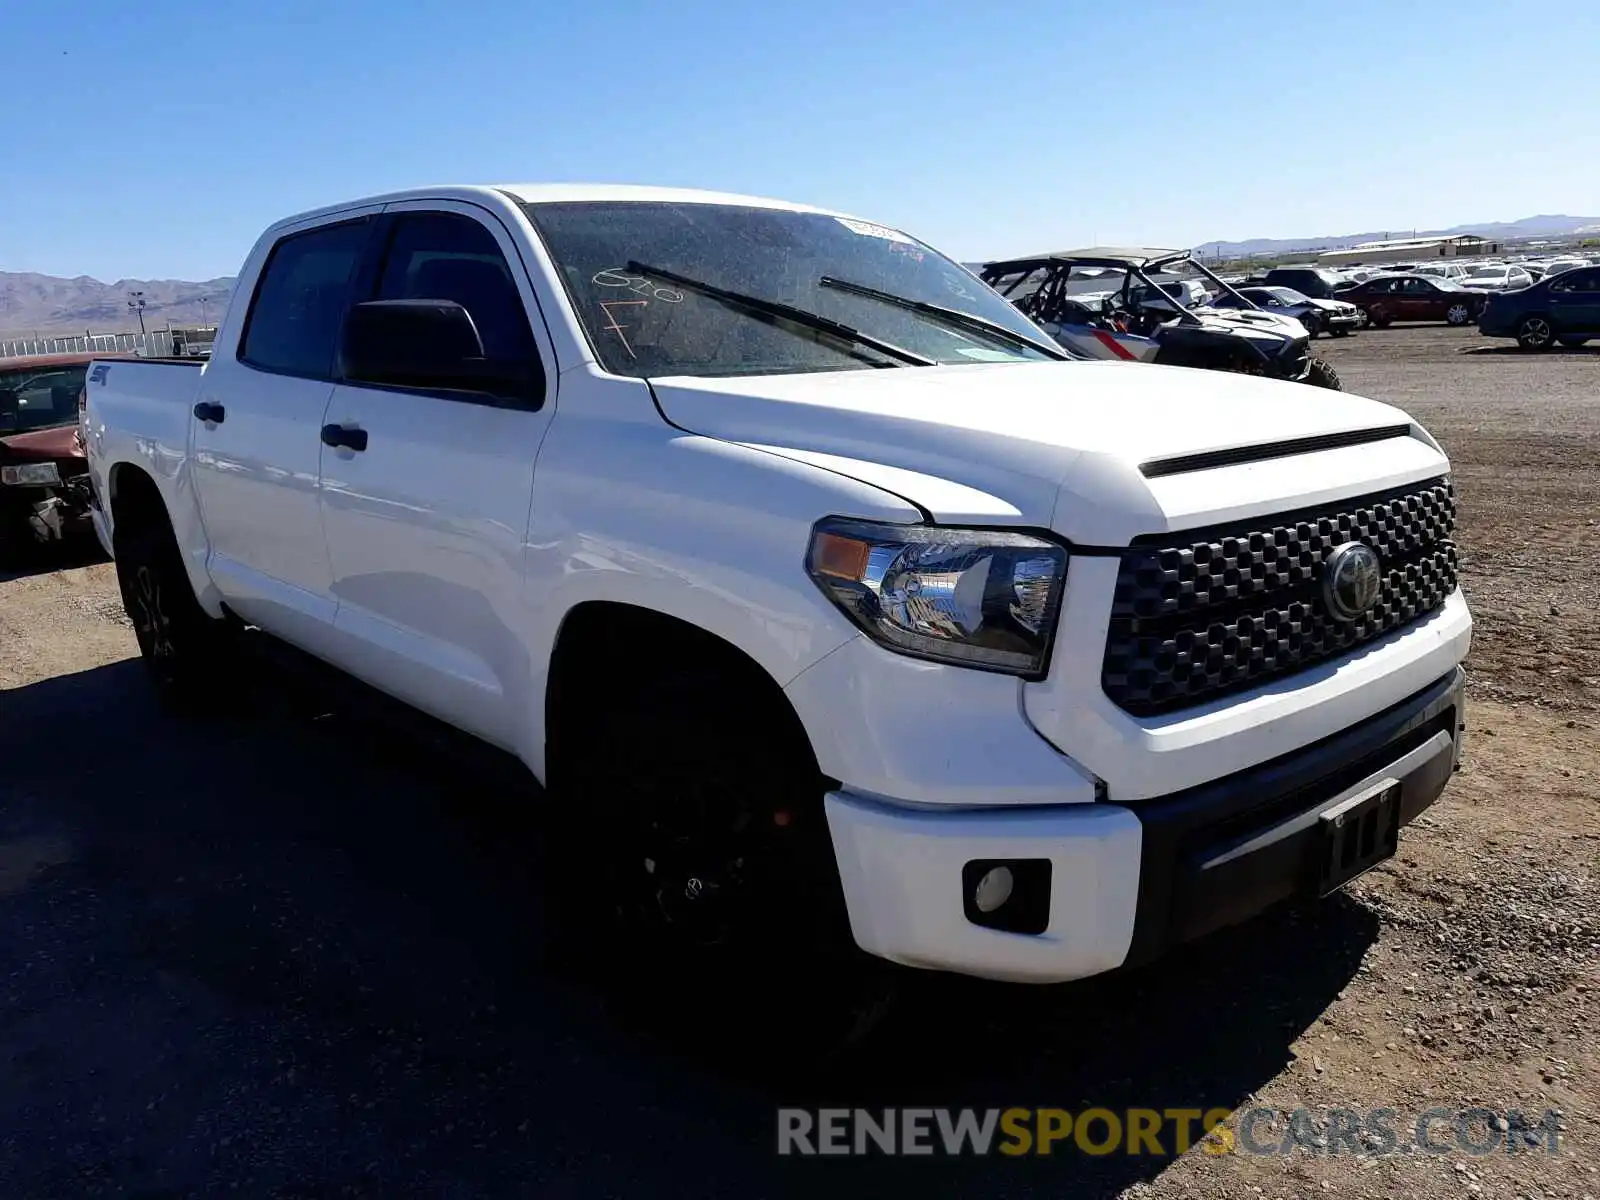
[
  {"x1": 835, "y1": 217, "x2": 916, "y2": 244},
  {"x1": 954, "y1": 347, "x2": 1018, "y2": 362}
]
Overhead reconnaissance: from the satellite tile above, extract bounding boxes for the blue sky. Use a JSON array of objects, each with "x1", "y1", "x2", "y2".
[{"x1": 6, "y1": 0, "x2": 1598, "y2": 281}]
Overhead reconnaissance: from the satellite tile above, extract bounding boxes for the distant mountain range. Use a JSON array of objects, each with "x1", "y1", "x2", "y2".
[
  {"x1": 1196, "y1": 214, "x2": 1600, "y2": 260},
  {"x1": 4, "y1": 213, "x2": 1597, "y2": 338},
  {"x1": 0, "y1": 272, "x2": 236, "y2": 339}
]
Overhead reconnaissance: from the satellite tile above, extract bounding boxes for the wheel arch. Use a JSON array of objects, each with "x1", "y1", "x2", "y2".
[
  {"x1": 103, "y1": 457, "x2": 222, "y2": 616},
  {"x1": 541, "y1": 599, "x2": 828, "y2": 788}
]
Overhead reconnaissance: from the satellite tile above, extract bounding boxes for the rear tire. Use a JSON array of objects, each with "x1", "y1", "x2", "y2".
[
  {"x1": 1516, "y1": 315, "x2": 1555, "y2": 351},
  {"x1": 1305, "y1": 357, "x2": 1343, "y2": 390},
  {"x1": 113, "y1": 511, "x2": 240, "y2": 712}
]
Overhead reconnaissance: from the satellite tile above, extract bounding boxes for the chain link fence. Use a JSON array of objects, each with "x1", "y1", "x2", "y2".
[{"x1": 0, "y1": 328, "x2": 216, "y2": 360}]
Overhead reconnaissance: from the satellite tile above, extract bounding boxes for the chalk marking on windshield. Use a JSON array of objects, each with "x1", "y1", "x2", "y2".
[
  {"x1": 593, "y1": 268, "x2": 683, "y2": 302},
  {"x1": 598, "y1": 299, "x2": 648, "y2": 358},
  {"x1": 835, "y1": 217, "x2": 916, "y2": 245}
]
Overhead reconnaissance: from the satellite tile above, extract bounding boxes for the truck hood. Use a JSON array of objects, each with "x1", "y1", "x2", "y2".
[
  {"x1": 649, "y1": 360, "x2": 1443, "y2": 544},
  {"x1": 0, "y1": 424, "x2": 83, "y2": 461}
]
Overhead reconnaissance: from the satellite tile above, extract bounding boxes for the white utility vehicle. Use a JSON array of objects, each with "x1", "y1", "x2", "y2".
[{"x1": 82, "y1": 185, "x2": 1470, "y2": 988}]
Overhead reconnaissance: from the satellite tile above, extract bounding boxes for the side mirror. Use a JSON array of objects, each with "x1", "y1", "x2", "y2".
[{"x1": 338, "y1": 300, "x2": 533, "y2": 399}]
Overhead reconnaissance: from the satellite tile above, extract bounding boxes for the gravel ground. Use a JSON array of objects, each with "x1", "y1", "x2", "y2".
[{"x1": 1, "y1": 325, "x2": 1596, "y2": 1198}]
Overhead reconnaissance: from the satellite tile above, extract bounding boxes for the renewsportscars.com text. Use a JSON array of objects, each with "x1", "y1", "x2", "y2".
[{"x1": 776, "y1": 1106, "x2": 1563, "y2": 1158}]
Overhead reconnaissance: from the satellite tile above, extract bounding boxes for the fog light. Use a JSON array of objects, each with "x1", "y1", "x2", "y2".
[
  {"x1": 962, "y1": 858, "x2": 1052, "y2": 935},
  {"x1": 973, "y1": 866, "x2": 1014, "y2": 913}
]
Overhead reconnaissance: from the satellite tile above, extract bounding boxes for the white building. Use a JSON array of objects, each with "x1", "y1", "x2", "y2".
[{"x1": 1317, "y1": 234, "x2": 1500, "y2": 266}]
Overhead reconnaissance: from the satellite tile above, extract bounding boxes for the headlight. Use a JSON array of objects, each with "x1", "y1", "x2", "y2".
[
  {"x1": 1, "y1": 462, "x2": 61, "y2": 486},
  {"x1": 806, "y1": 517, "x2": 1068, "y2": 677}
]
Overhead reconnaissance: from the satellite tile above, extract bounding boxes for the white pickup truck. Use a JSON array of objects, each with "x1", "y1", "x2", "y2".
[{"x1": 82, "y1": 184, "x2": 1470, "y2": 988}]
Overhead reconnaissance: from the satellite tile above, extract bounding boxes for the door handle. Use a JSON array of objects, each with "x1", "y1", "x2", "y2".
[
  {"x1": 320, "y1": 423, "x2": 368, "y2": 452},
  {"x1": 193, "y1": 401, "x2": 225, "y2": 424}
]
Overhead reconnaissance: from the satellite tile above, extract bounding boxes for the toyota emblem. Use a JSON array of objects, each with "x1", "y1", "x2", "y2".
[{"x1": 1321, "y1": 542, "x2": 1382, "y2": 622}]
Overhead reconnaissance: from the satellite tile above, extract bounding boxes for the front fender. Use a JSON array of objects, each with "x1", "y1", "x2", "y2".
[{"x1": 519, "y1": 421, "x2": 923, "y2": 779}]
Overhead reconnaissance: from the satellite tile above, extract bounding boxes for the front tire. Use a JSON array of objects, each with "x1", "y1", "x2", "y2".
[
  {"x1": 1445, "y1": 303, "x2": 1473, "y2": 326},
  {"x1": 547, "y1": 667, "x2": 893, "y2": 1061},
  {"x1": 1516, "y1": 315, "x2": 1555, "y2": 351},
  {"x1": 1367, "y1": 307, "x2": 1393, "y2": 328},
  {"x1": 1305, "y1": 357, "x2": 1343, "y2": 390},
  {"x1": 113, "y1": 513, "x2": 238, "y2": 711}
]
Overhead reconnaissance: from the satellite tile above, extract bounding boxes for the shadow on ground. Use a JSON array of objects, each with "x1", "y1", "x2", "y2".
[
  {"x1": 1460, "y1": 343, "x2": 1598, "y2": 356},
  {"x1": 0, "y1": 657, "x2": 1377, "y2": 1197},
  {"x1": 0, "y1": 534, "x2": 107, "y2": 583}
]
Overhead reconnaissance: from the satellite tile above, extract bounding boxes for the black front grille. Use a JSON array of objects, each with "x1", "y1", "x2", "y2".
[{"x1": 1102, "y1": 478, "x2": 1457, "y2": 716}]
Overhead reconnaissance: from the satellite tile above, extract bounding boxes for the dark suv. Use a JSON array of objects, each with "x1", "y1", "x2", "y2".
[
  {"x1": 1478, "y1": 266, "x2": 1600, "y2": 350},
  {"x1": 1263, "y1": 267, "x2": 1350, "y2": 301}
]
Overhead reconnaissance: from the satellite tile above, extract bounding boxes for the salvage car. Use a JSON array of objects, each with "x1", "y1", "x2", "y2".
[
  {"x1": 1336, "y1": 274, "x2": 1487, "y2": 327},
  {"x1": 1212, "y1": 285, "x2": 1362, "y2": 338},
  {"x1": 83, "y1": 186, "x2": 1468, "y2": 1017},
  {"x1": 1458, "y1": 264, "x2": 1534, "y2": 293},
  {"x1": 1261, "y1": 266, "x2": 1352, "y2": 301},
  {"x1": 0, "y1": 352, "x2": 122, "y2": 557},
  {"x1": 981, "y1": 247, "x2": 1343, "y2": 388},
  {"x1": 1477, "y1": 264, "x2": 1600, "y2": 349}
]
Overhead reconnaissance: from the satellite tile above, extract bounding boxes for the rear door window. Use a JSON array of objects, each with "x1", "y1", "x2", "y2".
[{"x1": 240, "y1": 219, "x2": 371, "y2": 379}]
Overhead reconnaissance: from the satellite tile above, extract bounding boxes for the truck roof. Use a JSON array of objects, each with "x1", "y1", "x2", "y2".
[{"x1": 265, "y1": 183, "x2": 851, "y2": 239}]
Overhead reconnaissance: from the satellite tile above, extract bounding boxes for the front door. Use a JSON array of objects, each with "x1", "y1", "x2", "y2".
[
  {"x1": 317, "y1": 203, "x2": 558, "y2": 751},
  {"x1": 1549, "y1": 268, "x2": 1600, "y2": 335},
  {"x1": 192, "y1": 213, "x2": 376, "y2": 650}
]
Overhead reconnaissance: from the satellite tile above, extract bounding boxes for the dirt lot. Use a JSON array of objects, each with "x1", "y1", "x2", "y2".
[{"x1": 1, "y1": 325, "x2": 1596, "y2": 1198}]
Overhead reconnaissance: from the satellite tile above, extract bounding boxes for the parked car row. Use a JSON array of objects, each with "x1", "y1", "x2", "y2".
[{"x1": 1231, "y1": 255, "x2": 1599, "y2": 347}]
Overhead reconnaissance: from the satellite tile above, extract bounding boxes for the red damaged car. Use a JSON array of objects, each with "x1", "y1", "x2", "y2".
[{"x1": 0, "y1": 352, "x2": 124, "y2": 556}]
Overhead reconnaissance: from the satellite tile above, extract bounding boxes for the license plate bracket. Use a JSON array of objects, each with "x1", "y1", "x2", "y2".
[{"x1": 1317, "y1": 782, "x2": 1402, "y2": 895}]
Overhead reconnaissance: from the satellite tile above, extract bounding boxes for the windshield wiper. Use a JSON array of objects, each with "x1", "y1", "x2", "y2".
[
  {"x1": 818, "y1": 276, "x2": 1070, "y2": 360},
  {"x1": 624, "y1": 262, "x2": 935, "y2": 367}
]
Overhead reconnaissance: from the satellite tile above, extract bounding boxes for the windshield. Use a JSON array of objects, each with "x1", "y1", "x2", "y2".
[
  {"x1": 0, "y1": 364, "x2": 86, "y2": 435},
  {"x1": 522, "y1": 201, "x2": 1060, "y2": 378},
  {"x1": 1269, "y1": 287, "x2": 1310, "y2": 304},
  {"x1": 1467, "y1": 266, "x2": 1505, "y2": 278}
]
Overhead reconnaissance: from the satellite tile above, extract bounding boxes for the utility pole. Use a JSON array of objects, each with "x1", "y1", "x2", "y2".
[
  {"x1": 199, "y1": 296, "x2": 209, "y2": 326},
  {"x1": 128, "y1": 290, "x2": 148, "y2": 337}
]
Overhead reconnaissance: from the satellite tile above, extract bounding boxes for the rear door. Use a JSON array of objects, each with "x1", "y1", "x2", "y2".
[
  {"x1": 1397, "y1": 277, "x2": 1434, "y2": 319},
  {"x1": 316, "y1": 201, "x2": 558, "y2": 749},
  {"x1": 192, "y1": 212, "x2": 378, "y2": 649},
  {"x1": 1548, "y1": 268, "x2": 1600, "y2": 334}
]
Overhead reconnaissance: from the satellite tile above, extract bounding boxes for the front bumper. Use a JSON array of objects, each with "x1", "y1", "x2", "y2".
[{"x1": 825, "y1": 666, "x2": 1465, "y2": 983}]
